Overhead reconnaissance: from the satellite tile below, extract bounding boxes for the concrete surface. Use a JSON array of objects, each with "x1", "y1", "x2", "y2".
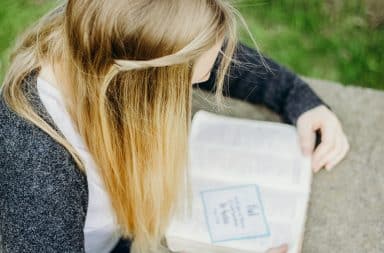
[{"x1": 191, "y1": 77, "x2": 384, "y2": 253}]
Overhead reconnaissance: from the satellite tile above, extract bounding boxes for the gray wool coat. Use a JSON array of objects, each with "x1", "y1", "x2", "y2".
[{"x1": 0, "y1": 41, "x2": 329, "y2": 252}]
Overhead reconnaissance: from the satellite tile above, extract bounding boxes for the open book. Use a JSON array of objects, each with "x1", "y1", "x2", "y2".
[{"x1": 165, "y1": 110, "x2": 313, "y2": 253}]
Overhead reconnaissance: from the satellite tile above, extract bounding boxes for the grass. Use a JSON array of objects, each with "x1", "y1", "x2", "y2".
[
  {"x1": 0, "y1": 0, "x2": 383, "y2": 90},
  {"x1": 0, "y1": 0, "x2": 57, "y2": 82}
]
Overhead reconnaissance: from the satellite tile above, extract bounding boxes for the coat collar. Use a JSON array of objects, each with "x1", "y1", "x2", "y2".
[{"x1": 21, "y1": 69, "x2": 63, "y2": 135}]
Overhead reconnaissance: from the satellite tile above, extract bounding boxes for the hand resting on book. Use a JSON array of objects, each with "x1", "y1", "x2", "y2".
[{"x1": 296, "y1": 105, "x2": 350, "y2": 172}]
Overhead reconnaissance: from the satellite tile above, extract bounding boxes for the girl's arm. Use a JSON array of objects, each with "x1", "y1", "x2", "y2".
[
  {"x1": 194, "y1": 41, "x2": 350, "y2": 172},
  {"x1": 194, "y1": 41, "x2": 331, "y2": 126}
]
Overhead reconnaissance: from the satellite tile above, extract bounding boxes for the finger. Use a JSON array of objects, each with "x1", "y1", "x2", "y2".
[
  {"x1": 313, "y1": 136, "x2": 337, "y2": 172},
  {"x1": 321, "y1": 133, "x2": 343, "y2": 171},
  {"x1": 265, "y1": 244, "x2": 288, "y2": 253},
  {"x1": 312, "y1": 126, "x2": 337, "y2": 172},
  {"x1": 297, "y1": 120, "x2": 316, "y2": 157},
  {"x1": 322, "y1": 129, "x2": 344, "y2": 171},
  {"x1": 325, "y1": 135, "x2": 350, "y2": 170}
]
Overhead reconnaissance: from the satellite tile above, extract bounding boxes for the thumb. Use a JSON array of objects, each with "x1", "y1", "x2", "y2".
[
  {"x1": 297, "y1": 120, "x2": 316, "y2": 157},
  {"x1": 265, "y1": 244, "x2": 288, "y2": 253}
]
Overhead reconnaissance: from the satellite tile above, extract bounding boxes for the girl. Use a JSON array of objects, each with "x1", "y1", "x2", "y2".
[{"x1": 0, "y1": 0, "x2": 349, "y2": 253}]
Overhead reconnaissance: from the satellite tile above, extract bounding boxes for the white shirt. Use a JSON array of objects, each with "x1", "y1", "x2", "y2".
[{"x1": 36, "y1": 76, "x2": 121, "y2": 253}]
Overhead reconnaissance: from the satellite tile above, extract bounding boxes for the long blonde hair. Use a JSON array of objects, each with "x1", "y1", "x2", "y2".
[{"x1": 1, "y1": 0, "x2": 265, "y2": 252}]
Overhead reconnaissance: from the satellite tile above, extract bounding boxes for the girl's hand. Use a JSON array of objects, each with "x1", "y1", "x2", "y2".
[
  {"x1": 265, "y1": 244, "x2": 288, "y2": 253},
  {"x1": 296, "y1": 105, "x2": 350, "y2": 172}
]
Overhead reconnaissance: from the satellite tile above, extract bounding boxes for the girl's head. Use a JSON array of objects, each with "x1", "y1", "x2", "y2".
[
  {"x1": 63, "y1": 0, "x2": 232, "y2": 83},
  {"x1": 2, "y1": 0, "x2": 247, "y2": 252}
]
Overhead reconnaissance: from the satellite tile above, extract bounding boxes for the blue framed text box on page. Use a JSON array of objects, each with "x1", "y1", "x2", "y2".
[{"x1": 200, "y1": 184, "x2": 270, "y2": 243}]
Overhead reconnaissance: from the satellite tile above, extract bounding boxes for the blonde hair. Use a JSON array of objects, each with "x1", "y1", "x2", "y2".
[{"x1": 1, "y1": 0, "x2": 265, "y2": 252}]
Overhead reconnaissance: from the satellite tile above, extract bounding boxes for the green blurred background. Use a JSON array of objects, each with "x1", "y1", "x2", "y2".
[{"x1": 1, "y1": 0, "x2": 383, "y2": 90}]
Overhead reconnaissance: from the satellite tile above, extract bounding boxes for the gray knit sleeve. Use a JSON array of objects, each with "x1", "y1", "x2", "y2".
[
  {"x1": 194, "y1": 40, "x2": 331, "y2": 126},
  {"x1": 0, "y1": 99, "x2": 88, "y2": 252}
]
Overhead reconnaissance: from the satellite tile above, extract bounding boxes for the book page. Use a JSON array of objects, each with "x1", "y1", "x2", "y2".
[
  {"x1": 167, "y1": 178, "x2": 308, "y2": 253},
  {"x1": 189, "y1": 110, "x2": 311, "y2": 190},
  {"x1": 190, "y1": 143, "x2": 310, "y2": 190},
  {"x1": 166, "y1": 110, "x2": 312, "y2": 253}
]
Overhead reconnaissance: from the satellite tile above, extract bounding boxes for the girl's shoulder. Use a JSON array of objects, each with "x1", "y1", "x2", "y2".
[{"x1": 0, "y1": 71, "x2": 88, "y2": 192}]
